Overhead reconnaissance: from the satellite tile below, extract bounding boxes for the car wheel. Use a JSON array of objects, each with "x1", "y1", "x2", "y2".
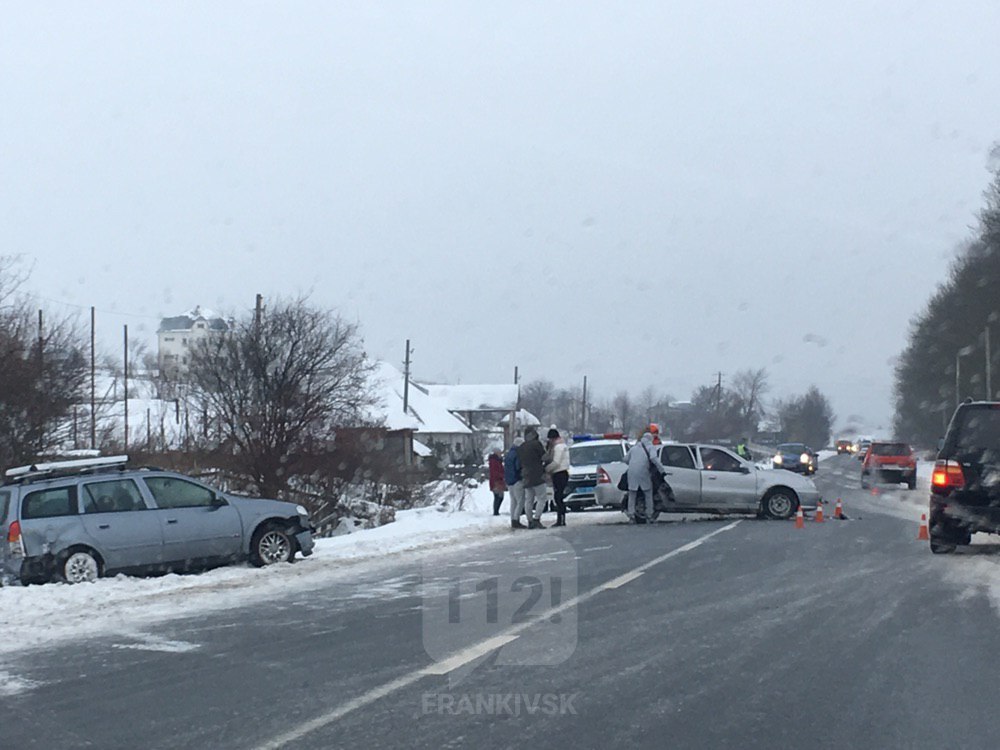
[
  {"x1": 59, "y1": 549, "x2": 102, "y2": 584},
  {"x1": 860, "y1": 472, "x2": 869, "y2": 489},
  {"x1": 250, "y1": 524, "x2": 295, "y2": 567},
  {"x1": 907, "y1": 479, "x2": 916, "y2": 491},
  {"x1": 763, "y1": 489, "x2": 797, "y2": 520},
  {"x1": 930, "y1": 537, "x2": 957, "y2": 554}
]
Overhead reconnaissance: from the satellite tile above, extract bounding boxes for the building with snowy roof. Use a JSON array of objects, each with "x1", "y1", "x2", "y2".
[{"x1": 157, "y1": 306, "x2": 231, "y2": 377}]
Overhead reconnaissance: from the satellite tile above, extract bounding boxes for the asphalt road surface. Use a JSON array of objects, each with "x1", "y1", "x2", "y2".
[{"x1": 6, "y1": 454, "x2": 1000, "y2": 749}]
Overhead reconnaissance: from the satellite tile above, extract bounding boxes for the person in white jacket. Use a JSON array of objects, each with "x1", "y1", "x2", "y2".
[
  {"x1": 625, "y1": 432, "x2": 665, "y2": 523},
  {"x1": 544, "y1": 427, "x2": 571, "y2": 527}
]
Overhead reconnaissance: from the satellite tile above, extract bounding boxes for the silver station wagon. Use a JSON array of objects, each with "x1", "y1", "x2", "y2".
[{"x1": 0, "y1": 456, "x2": 315, "y2": 585}]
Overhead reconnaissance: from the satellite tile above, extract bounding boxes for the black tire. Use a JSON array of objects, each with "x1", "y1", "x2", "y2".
[
  {"x1": 762, "y1": 488, "x2": 798, "y2": 520},
  {"x1": 57, "y1": 548, "x2": 103, "y2": 584},
  {"x1": 860, "y1": 472, "x2": 869, "y2": 489},
  {"x1": 906, "y1": 478, "x2": 916, "y2": 491},
  {"x1": 249, "y1": 524, "x2": 295, "y2": 567},
  {"x1": 930, "y1": 537, "x2": 957, "y2": 554}
]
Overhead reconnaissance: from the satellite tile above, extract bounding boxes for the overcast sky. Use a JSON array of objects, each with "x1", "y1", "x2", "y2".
[{"x1": 3, "y1": 1, "x2": 999, "y2": 434}]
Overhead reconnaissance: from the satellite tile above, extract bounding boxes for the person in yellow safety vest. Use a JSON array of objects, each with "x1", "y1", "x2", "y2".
[{"x1": 736, "y1": 438, "x2": 751, "y2": 460}]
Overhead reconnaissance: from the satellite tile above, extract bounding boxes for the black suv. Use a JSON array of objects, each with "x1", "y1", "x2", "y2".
[{"x1": 929, "y1": 401, "x2": 1000, "y2": 554}]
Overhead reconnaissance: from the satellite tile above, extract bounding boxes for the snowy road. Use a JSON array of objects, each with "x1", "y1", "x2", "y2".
[{"x1": 7, "y1": 454, "x2": 1000, "y2": 749}]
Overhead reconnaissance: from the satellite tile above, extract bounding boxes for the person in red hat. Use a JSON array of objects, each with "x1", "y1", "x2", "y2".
[{"x1": 649, "y1": 423, "x2": 662, "y2": 446}]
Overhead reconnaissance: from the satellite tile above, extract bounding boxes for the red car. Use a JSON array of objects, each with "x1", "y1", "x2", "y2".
[{"x1": 861, "y1": 441, "x2": 917, "y2": 490}]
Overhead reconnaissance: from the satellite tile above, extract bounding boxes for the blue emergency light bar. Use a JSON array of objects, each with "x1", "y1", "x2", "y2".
[{"x1": 571, "y1": 432, "x2": 625, "y2": 442}]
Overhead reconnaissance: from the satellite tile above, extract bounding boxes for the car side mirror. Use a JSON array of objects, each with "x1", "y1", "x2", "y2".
[
  {"x1": 739, "y1": 466, "x2": 751, "y2": 474},
  {"x1": 211, "y1": 493, "x2": 227, "y2": 508}
]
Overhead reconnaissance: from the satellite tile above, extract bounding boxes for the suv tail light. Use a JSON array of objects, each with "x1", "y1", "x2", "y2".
[
  {"x1": 932, "y1": 460, "x2": 965, "y2": 490},
  {"x1": 597, "y1": 467, "x2": 611, "y2": 485},
  {"x1": 7, "y1": 520, "x2": 24, "y2": 557}
]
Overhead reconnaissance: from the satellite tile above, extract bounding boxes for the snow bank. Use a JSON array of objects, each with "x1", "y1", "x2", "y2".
[{"x1": 0, "y1": 480, "x2": 629, "y2": 659}]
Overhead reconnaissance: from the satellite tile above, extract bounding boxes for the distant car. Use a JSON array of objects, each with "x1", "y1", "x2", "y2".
[
  {"x1": 835, "y1": 439, "x2": 853, "y2": 455},
  {"x1": 860, "y1": 441, "x2": 917, "y2": 489},
  {"x1": 566, "y1": 433, "x2": 629, "y2": 510},
  {"x1": 0, "y1": 456, "x2": 315, "y2": 585},
  {"x1": 622, "y1": 443, "x2": 821, "y2": 522},
  {"x1": 854, "y1": 438, "x2": 873, "y2": 460},
  {"x1": 771, "y1": 443, "x2": 817, "y2": 475},
  {"x1": 929, "y1": 401, "x2": 1000, "y2": 554}
]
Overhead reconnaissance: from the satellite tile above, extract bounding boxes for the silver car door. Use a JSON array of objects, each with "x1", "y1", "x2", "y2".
[
  {"x1": 698, "y1": 447, "x2": 759, "y2": 510},
  {"x1": 658, "y1": 444, "x2": 702, "y2": 505},
  {"x1": 79, "y1": 478, "x2": 164, "y2": 570},
  {"x1": 142, "y1": 475, "x2": 243, "y2": 562}
]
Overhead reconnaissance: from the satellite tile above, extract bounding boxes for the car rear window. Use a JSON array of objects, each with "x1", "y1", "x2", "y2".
[
  {"x1": 21, "y1": 486, "x2": 78, "y2": 519},
  {"x1": 945, "y1": 405, "x2": 1000, "y2": 460},
  {"x1": 872, "y1": 443, "x2": 911, "y2": 456},
  {"x1": 569, "y1": 444, "x2": 624, "y2": 466}
]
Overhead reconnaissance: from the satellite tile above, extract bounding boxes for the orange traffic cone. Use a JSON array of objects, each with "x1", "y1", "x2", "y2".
[
  {"x1": 794, "y1": 506, "x2": 804, "y2": 529},
  {"x1": 917, "y1": 513, "x2": 929, "y2": 541},
  {"x1": 835, "y1": 498, "x2": 843, "y2": 519},
  {"x1": 815, "y1": 501, "x2": 825, "y2": 523}
]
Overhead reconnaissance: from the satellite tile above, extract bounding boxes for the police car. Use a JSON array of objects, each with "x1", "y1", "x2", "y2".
[{"x1": 566, "y1": 433, "x2": 630, "y2": 510}]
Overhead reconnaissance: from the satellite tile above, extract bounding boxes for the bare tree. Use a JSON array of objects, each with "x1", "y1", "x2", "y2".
[
  {"x1": 611, "y1": 390, "x2": 636, "y2": 436},
  {"x1": 731, "y1": 367, "x2": 770, "y2": 434},
  {"x1": 187, "y1": 297, "x2": 376, "y2": 497},
  {"x1": 0, "y1": 287, "x2": 89, "y2": 464},
  {"x1": 519, "y1": 379, "x2": 556, "y2": 422}
]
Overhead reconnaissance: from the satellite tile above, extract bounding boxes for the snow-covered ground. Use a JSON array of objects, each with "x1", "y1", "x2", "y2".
[{"x1": 0, "y1": 481, "x2": 625, "y2": 660}]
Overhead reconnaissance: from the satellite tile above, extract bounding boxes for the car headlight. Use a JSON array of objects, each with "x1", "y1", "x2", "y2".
[
  {"x1": 800, "y1": 453, "x2": 810, "y2": 463},
  {"x1": 296, "y1": 505, "x2": 310, "y2": 520},
  {"x1": 773, "y1": 455, "x2": 783, "y2": 464}
]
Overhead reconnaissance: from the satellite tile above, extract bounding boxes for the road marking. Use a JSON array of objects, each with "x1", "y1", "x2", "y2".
[
  {"x1": 420, "y1": 635, "x2": 520, "y2": 675},
  {"x1": 582, "y1": 545, "x2": 613, "y2": 552},
  {"x1": 600, "y1": 571, "x2": 644, "y2": 590},
  {"x1": 253, "y1": 519, "x2": 741, "y2": 750}
]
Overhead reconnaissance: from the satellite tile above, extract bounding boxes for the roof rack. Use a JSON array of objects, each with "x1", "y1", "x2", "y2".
[{"x1": 4, "y1": 455, "x2": 130, "y2": 484}]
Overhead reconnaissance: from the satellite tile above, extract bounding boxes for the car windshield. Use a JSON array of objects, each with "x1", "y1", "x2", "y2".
[
  {"x1": 872, "y1": 443, "x2": 911, "y2": 456},
  {"x1": 570, "y1": 444, "x2": 624, "y2": 466},
  {"x1": 778, "y1": 444, "x2": 806, "y2": 454}
]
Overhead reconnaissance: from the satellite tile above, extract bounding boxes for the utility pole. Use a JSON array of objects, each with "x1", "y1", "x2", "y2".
[
  {"x1": 37, "y1": 309, "x2": 44, "y2": 451},
  {"x1": 402, "y1": 339, "x2": 412, "y2": 413},
  {"x1": 123, "y1": 324, "x2": 129, "y2": 449},
  {"x1": 254, "y1": 293, "x2": 263, "y2": 328},
  {"x1": 715, "y1": 371, "x2": 723, "y2": 412},
  {"x1": 987, "y1": 325, "x2": 992, "y2": 400},
  {"x1": 90, "y1": 306, "x2": 96, "y2": 449},
  {"x1": 581, "y1": 375, "x2": 588, "y2": 431}
]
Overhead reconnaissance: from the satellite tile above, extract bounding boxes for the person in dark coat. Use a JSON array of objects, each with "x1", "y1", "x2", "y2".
[
  {"x1": 516, "y1": 427, "x2": 548, "y2": 529},
  {"x1": 488, "y1": 449, "x2": 506, "y2": 516}
]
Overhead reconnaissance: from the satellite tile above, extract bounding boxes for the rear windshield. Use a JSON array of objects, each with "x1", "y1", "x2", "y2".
[
  {"x1": 945, "y1": 405, "x2": 1000, "y2": 463},
  {"x1": 570, "y1": 444, "x2": 624, "y2": 466},
  {"x1": 872, "y1": 443, "x2": 911, "y2": 456}
]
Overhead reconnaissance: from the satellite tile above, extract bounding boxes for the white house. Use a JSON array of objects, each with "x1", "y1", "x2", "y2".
[
  {"x1": 368, "y1": 362, "x2": 475, "y2": 463},
  {"x1": 157, "y1": 306, "x2": 231, "y2": 376}
]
